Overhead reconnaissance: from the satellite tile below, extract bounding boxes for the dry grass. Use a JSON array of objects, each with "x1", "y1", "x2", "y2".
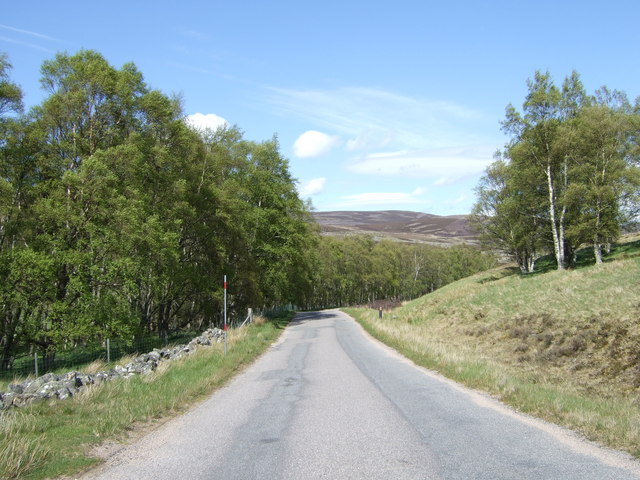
[
  {"x1": 83, "y1": 359, "x2": 108, "y2": 374},
  {"x1": 0, "y1": 411, "x2": 51, "y2": 479},
  {"x1": 253, "y1": 315, "x2": 268, "y2": 326},
  {"x1": 115, "y1": 353, "x2": 137, "y2": 366}
]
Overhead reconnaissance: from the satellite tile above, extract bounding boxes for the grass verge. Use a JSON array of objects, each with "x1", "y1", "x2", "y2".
[
  {"x1": 343, "y1": 239, "x2": 640, "y2": 458},
  {"x1": 0, "y1": 313, "x2": 290, "y2": 480}
]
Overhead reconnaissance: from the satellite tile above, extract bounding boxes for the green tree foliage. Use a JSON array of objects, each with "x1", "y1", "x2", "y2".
[
  {"x1": 559, "y1": 96, "x2": 639, "y2": 263},
  {"x1": 471, "y1": 156, "x2": 541, "y2": 273},
  {"x1": 0, "y1": 51, "x2": 316, "y2": 367},
  {"x1": 0, "y1": 53, "x2": 23, "y2": 118},
  {"x1": 307, "y1": 235, "x2": 496, "y2": 308},
  {"x1": 473, "y1": 71, "x2": 640, "y2": 270}
]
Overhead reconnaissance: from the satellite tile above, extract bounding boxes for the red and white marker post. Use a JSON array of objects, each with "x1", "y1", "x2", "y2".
[{"x1": 223, "y1": 275, "x2": 228, "y2": 355}]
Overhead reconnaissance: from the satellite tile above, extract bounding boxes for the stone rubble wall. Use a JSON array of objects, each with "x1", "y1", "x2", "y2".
[{"x1": 0, "y1": 328, "x2": 225, "y2": 410}]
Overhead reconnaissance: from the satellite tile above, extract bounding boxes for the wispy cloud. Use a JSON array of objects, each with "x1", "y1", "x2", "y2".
[
  {"x1": 0, "y1": 24, "x2": 63, "y2": 53},
  {"x1": 0, "y1": 24, "x2": 60, "y2": 42},
  {"x1": 347, "y1": 146, "x2": 494, "y2": 183},
  {"x1": 265, "y1": 85, "x2": 499, "y2": 188},
  {"x1": 166, "y1": 61, "x2": 216, "y2": 75},
  {"x1": 0, "y1": 35, "x2": 53, "y2": 53},
  {"x1": 266, "y1": 86, "x2": 488, "y2": 151},
  {"x1": 447, "y1": 194, "x2": 467, "y2": 205},
  {"x1": 338, "y1": 189, "x2": 427, "y2": 208},
  {"x1": 178, "y1": 28, "x2": 210, "y2": 41}
]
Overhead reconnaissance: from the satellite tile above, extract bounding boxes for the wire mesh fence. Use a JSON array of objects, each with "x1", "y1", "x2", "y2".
[
  {"x1": 0, "y1": 307, "x2": 278, "y2": 382},
  {"x1": 0, "y1": 331, "x2": 199, "y2": 381}
]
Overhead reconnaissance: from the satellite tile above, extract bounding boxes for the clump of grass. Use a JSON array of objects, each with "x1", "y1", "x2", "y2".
[
  {"x1": 253, "y1": 315, "x2": 268, "y2": 326},
  {"x1": 0, "y1": 314, "x2": 291, "y2": 480},
  {"x1": 83, "y1": 359, "x2": 108, "y2": 374},
  {"x1": 0, "y1": 411, "x2": 51, "y2": 480},
  {"x1": 114, "y1": 353, "x2": 137, "y2": 367}
]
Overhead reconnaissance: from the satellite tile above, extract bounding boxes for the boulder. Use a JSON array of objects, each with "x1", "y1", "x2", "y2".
[{"x1": 8, "y1": 383, "x2": 24, "y2": 394}]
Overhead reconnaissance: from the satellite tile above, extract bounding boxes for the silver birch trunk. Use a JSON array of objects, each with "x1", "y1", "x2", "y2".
[
  {"x1": 593, "y1": 239, "x2": 603, "y2": 264},
  {"x1": 594, "y1": 199, "x2": 603, "y2": 265},
  {"x1": 546, "y1": 164, "x2": 565, "y2": 270}
]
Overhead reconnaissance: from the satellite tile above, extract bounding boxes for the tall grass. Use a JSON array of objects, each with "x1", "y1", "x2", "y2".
[
  {"x1": 344, "y1": 239, "x2": 640, "y2": 457},
  {"x1": 0, "y1": 411, "x2": 51, "y2": 479},
  {"x1": 0, "y1": 315, "x2": 289, "y2": 480}
]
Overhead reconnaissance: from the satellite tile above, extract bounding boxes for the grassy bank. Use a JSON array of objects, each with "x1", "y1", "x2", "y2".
[
  {"x1": 344, "y1": 237, "x2": 640, "y2": 457},
  {"x1": 0, "y1": 314, "x2": 290, "y2": 480}
]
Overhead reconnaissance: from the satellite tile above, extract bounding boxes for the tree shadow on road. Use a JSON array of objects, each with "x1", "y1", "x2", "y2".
[{"x1": 290, "y1": 310, "x2": 338, "y2": 325}]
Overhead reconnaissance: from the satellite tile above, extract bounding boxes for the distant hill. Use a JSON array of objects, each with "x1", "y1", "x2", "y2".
[{"x1": 312, "y1": 210, "x2": 477, "y2": 246}]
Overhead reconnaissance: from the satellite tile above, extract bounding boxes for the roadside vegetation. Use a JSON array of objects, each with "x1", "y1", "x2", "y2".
[
  {"x1": 0, "y1": 314, "x2": 289, "y2": 480},
  {"x1": 309, "y1": 235, "x2": 496, "y2": 309},
  {"x1": 345, "y1": 235, "x2": 640, "y2": 457}
]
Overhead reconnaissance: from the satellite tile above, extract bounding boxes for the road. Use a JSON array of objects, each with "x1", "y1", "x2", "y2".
[{"x1": 84, "y1": 309, "x2": 640, "y2": 479}]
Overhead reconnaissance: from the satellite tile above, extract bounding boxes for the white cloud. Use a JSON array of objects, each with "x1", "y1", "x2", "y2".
[
  {"x1": 339, "y1": 189, "x2": 426, "y2": 207},
  {"x1": 292, "y1": 130, "x2": 339, "y2": 158},
  {"x1": 299, "y1": 177, "x2": 326, "y2": 196},
  {"x1": 186, "y1": 112, "x2": 228, "y2": 131},
  {"x1": 347, "y1": 146, "x2": 494, "y2": 183}
]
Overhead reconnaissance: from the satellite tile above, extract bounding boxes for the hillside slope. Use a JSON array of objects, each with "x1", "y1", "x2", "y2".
[
  {"x1": 312, "y1": 210, "x2": 477, "y2": 245},
  {"x1": 346, "y1": 236, "x2": 640, "y2": 456}
]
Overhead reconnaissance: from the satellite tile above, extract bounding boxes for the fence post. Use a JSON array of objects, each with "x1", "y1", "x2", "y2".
[
  {"x1": 240, "y1": 308, "x2": 254, "y2": 328},
  {"x1": 106, "y1": 338, "x2": 110, "y2": 363},
  {"x1": 34, "y1": 352, "x2": 39, "y2": 377}
]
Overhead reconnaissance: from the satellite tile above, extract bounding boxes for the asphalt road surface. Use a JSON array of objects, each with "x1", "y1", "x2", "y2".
[{"x1": 84, "y1": 309, "x2": 640, "y2": 479}]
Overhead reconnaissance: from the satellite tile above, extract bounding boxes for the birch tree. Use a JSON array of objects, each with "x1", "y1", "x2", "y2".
[
  {"x1": 476, "y1": 71, "x2": 638, "y2": 270},
  {"x1": 559, "y1": 99, "x2": 640, "y2": 263},
  {"x1": 501, "y1": 71, "x2": 587, "y2": 270},
  {"x1": 471, "y1": 156, "x2": 541, "y2": 272}
]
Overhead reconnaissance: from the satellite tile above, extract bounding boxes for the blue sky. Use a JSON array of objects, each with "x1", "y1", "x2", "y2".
[{"x1": 2, "y1": 1, "x2": 639, "y2": 215}]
